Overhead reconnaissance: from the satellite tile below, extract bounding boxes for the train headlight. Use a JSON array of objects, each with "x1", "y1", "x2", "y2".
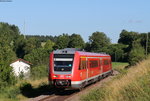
[{"x1": 53, "y1": 75, "x2": 58, "y2": 78}]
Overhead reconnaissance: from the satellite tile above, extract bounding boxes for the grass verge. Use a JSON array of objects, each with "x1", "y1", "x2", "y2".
[
  {"x1": 81, "y1": 58, "x2": 150, "y2": 101},
  {"x1": 0, "y1": 77, "x2": 51, "y2": 101},
  {"x1": 112, "y1": 62, "x2": 128, "y2": 73}
]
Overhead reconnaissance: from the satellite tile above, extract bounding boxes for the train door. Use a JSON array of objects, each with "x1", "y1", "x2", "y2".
[
  {"x1": 100, "y1": 58, "x2": 103, "y2": 74},
  {"x1": 103, "y1": 58, "x2": 109, "y2": 72},
  {"x1": 87, "y1": 58, "x2": 91, "y2": 78},
  {"x1": 86, "y1": 57, "x2": 88, "y2": 79},
  {"x1": 79, "y1": 57, "x2": 87, "y2": 80}
]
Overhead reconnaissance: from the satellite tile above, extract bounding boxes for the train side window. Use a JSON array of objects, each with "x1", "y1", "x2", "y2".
[
  {"x1": 79, "y1": 59, "x2": 86, "y2": 70},
  {"x1": 104, "y1": 60, "x2": 109, "y2": 65},
  {"x1": 90, "y1": 60, "x2": 98, "y2": 68}
]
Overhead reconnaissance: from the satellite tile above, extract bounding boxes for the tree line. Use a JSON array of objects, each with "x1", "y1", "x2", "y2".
[{"x1": 0, "y1": 22, "x2": 149, "y2": 89}]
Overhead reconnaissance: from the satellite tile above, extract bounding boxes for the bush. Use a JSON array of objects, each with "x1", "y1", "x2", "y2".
[
  {"x1": 128, "y1": 40, "x2": 145, "y2": 66},
  {"x1": 0, "y1": 65, "x2": 17, "y2": 90},
  {"x1": 20, "y1": 82, "x2": 32, "y2": 92},
  {"x1": 4, "y1": 86, "x2": 20, "y2": 99},
  {"x1": 19, "y1": 81, "x2": 52, "y2": 98},
  {"x1": 0, "y1": 86, "x2": 20, "y2": 100},
  {"x1": 20, "y1": 82, "x2": 33, "y2": 97},
  {"x1": 31, "y1": 65, "x2": 48, "y2": 79}
]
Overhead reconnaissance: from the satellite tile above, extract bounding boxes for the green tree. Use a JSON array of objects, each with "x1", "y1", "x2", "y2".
[
  {"x1": 0, "y1": 22, "x2": 17, "y2": 63},
  {"x1": 106, "y1": 44, "x2": 127, "y2": 62},
  {"x1": 13, "y1": 35, "x2": 26, "y2": 58},
  {"x1": 0, "y1": 22, "x2": 20, "y2": 47},
  {"x1": 24, "y1": 48, "x2": 49, "y2": 79},
  {"x1": 118, "y1": 30, "x2": 139, "y2": 46},
  {"x1": 44, "y1": 40, "x2": 55, "y2": 53},
  {"x1": 68, "y1": 34, "x2": 85, "y2": 49},
  {"x1": 0, "y1": 64, "x2": 16, "y2": 89},
  {"x1": 128, "y1": 40, "x2": 145, "y2": 66},
  {"x1": 0, "y1": 45, "x2": 17, "y2": 89},
  {"x1": 140, "y1": 33, "x2": 150, "y2": 54},
  {"x1": 84, "y1": 42, "x2": 91, "y2": 51},
  {"x1": 118, "y1": 30, "x2": 141, "y2": 62},
  {"x1": 54, "y1": 34, "x2": 70, "y2": 49},
  {"x1": 87, "y1": 31, "x2": 110, "y2": 52},
  {"x1": 26, "y1": 35, "x2": 56, "y2": 43},
  {"x1": 24, "y1": 48, "x2": 48, "y2": 66},
  {"x1": 24, "y1": 37, "x2": 41, "y2": 54}
]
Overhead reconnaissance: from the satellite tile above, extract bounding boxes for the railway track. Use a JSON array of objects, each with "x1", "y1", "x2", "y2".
[
  {"x1": 38, "y1": 89, "x2": 78, "y2": 101},
  {"x1": 29, "y1": 70, "x2": 118, "y2": 101}
]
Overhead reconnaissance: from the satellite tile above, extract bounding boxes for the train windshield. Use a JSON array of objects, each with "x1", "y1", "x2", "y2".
[{"x1": 54, "y1": 54, "x2": 74, "y2": 72}]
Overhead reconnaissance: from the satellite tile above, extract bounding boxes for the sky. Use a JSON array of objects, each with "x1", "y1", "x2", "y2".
[{"x1": 0, "y1": 0, "x2": 150, "y2": 43}]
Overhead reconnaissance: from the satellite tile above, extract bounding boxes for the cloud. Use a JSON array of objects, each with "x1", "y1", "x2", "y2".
[{"x1": 128, "y1": 19, "x2": 143, "y2": 24}]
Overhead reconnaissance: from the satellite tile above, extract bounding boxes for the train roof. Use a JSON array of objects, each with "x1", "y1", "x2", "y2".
[
  {"x1": 53, "y1": 48, "x2": 110, "y2": 57},
  {"x1": 76, "y1": 51, "x2": 110, "y2": 57},
  {"x1": 54, "y1": 48, "x2": 79, "y2": 54}
]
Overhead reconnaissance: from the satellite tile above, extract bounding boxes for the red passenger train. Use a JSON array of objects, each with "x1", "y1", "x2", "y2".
[{"x1": 49, "y1": 48, "x2": 113, "y2": 89}]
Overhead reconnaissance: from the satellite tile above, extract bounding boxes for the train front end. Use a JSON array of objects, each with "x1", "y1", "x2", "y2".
[{"x1": 49, "y1": 49, "x2": 77, "y2": 89}]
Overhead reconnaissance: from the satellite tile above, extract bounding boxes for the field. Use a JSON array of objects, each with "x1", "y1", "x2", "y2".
[
  {"x1": 112, "y1": 62, "x2": 128, "y2": 72},
  {"x1": 0, "y1": 77, "x2": 49, "y2": 101},
  {"x1": 81, "y1": 58, "x2": 150, "y2": 101}
]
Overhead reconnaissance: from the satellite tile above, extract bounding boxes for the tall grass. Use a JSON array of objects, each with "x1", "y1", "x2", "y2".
[
  {"x1": 0, "y1": 77, "x2": 49, "y2": 101},
  {"x1": 81, "y1": 57, "x2": 150, "y2": 101}
]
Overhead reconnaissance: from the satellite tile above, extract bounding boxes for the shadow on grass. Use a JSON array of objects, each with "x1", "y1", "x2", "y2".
[
  {"x1": 20, "y1": 82, "x2": 78, "y2": 98},
  {"x1": 20, "y1": 82, "x2": 54, "y2": 98}
]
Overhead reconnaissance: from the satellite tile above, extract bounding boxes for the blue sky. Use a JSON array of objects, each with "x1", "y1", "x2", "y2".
[{"x1": 0, "y1": 0, "x2": 150, "y2": 43}]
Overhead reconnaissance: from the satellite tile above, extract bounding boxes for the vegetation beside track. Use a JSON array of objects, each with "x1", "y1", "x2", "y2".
[
  {"x1": 112, "y1": 62, "x2": 128, "y2": 73},
  {"x1": 0, "y1": 77, "x2": 51, "y2": 101},
  {"x1": 81, "y1": 57, "x2": 150, "y2": 101}
]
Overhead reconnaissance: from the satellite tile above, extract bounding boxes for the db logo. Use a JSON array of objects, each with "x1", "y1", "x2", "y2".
[{"x1": 60, "y1": 75, "x2": 64, "y2": 78}]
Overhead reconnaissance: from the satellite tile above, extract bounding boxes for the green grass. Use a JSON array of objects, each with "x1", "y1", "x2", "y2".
[
  {"x1": 112, "y1": 62, "x2": 128, "y2": 70},
  {"x1": 0, "y1": 77, "x2": 51, "y2": 101},
  {"x1": 120, "y1": 72, "x2": 150, "y2": 101},
  {"x1": 112, "y1": 62, "x2": 128, "y2": 74},
  {"x1": 81, "y1": 58, "x2": 150, "y2": 101},
  {"x1": 0, "y1": 86, "x2": 20, "y2": 101}
]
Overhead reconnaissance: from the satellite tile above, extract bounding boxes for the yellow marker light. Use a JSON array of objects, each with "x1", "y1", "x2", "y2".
[{"x1": 53, "y1": 75, "x2": 58, "y2": 77}]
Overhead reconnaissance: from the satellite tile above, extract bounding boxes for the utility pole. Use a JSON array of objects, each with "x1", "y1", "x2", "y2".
[
  {"x1": 23, "y1": 20, "x2": 26, "y2": 39},
  {"x1": 115, "y1": 51, "x2": 117, "y2": 62},
  {"x1": 146, "y1": 33, "x2": 148, "y2": 56}
]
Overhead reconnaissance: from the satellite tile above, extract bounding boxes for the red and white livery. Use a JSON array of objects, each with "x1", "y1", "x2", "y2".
[{"x1": 49, "y1": 48, "x2": 112, "y2": 89}]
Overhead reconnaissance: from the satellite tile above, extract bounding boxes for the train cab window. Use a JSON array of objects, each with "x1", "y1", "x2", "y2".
[
  {"x1": 89, "y1": 60, "x2": 98, "y2": 68},
  {"x1": 79, "y1": 59, "x2": 86, "y2": 70},
  {"x1": 104, "y1": 60, "x2": 109, "y2": 65},
  {"x1": 54, "y1": 58, "x2": 73, "y2": 72}
]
